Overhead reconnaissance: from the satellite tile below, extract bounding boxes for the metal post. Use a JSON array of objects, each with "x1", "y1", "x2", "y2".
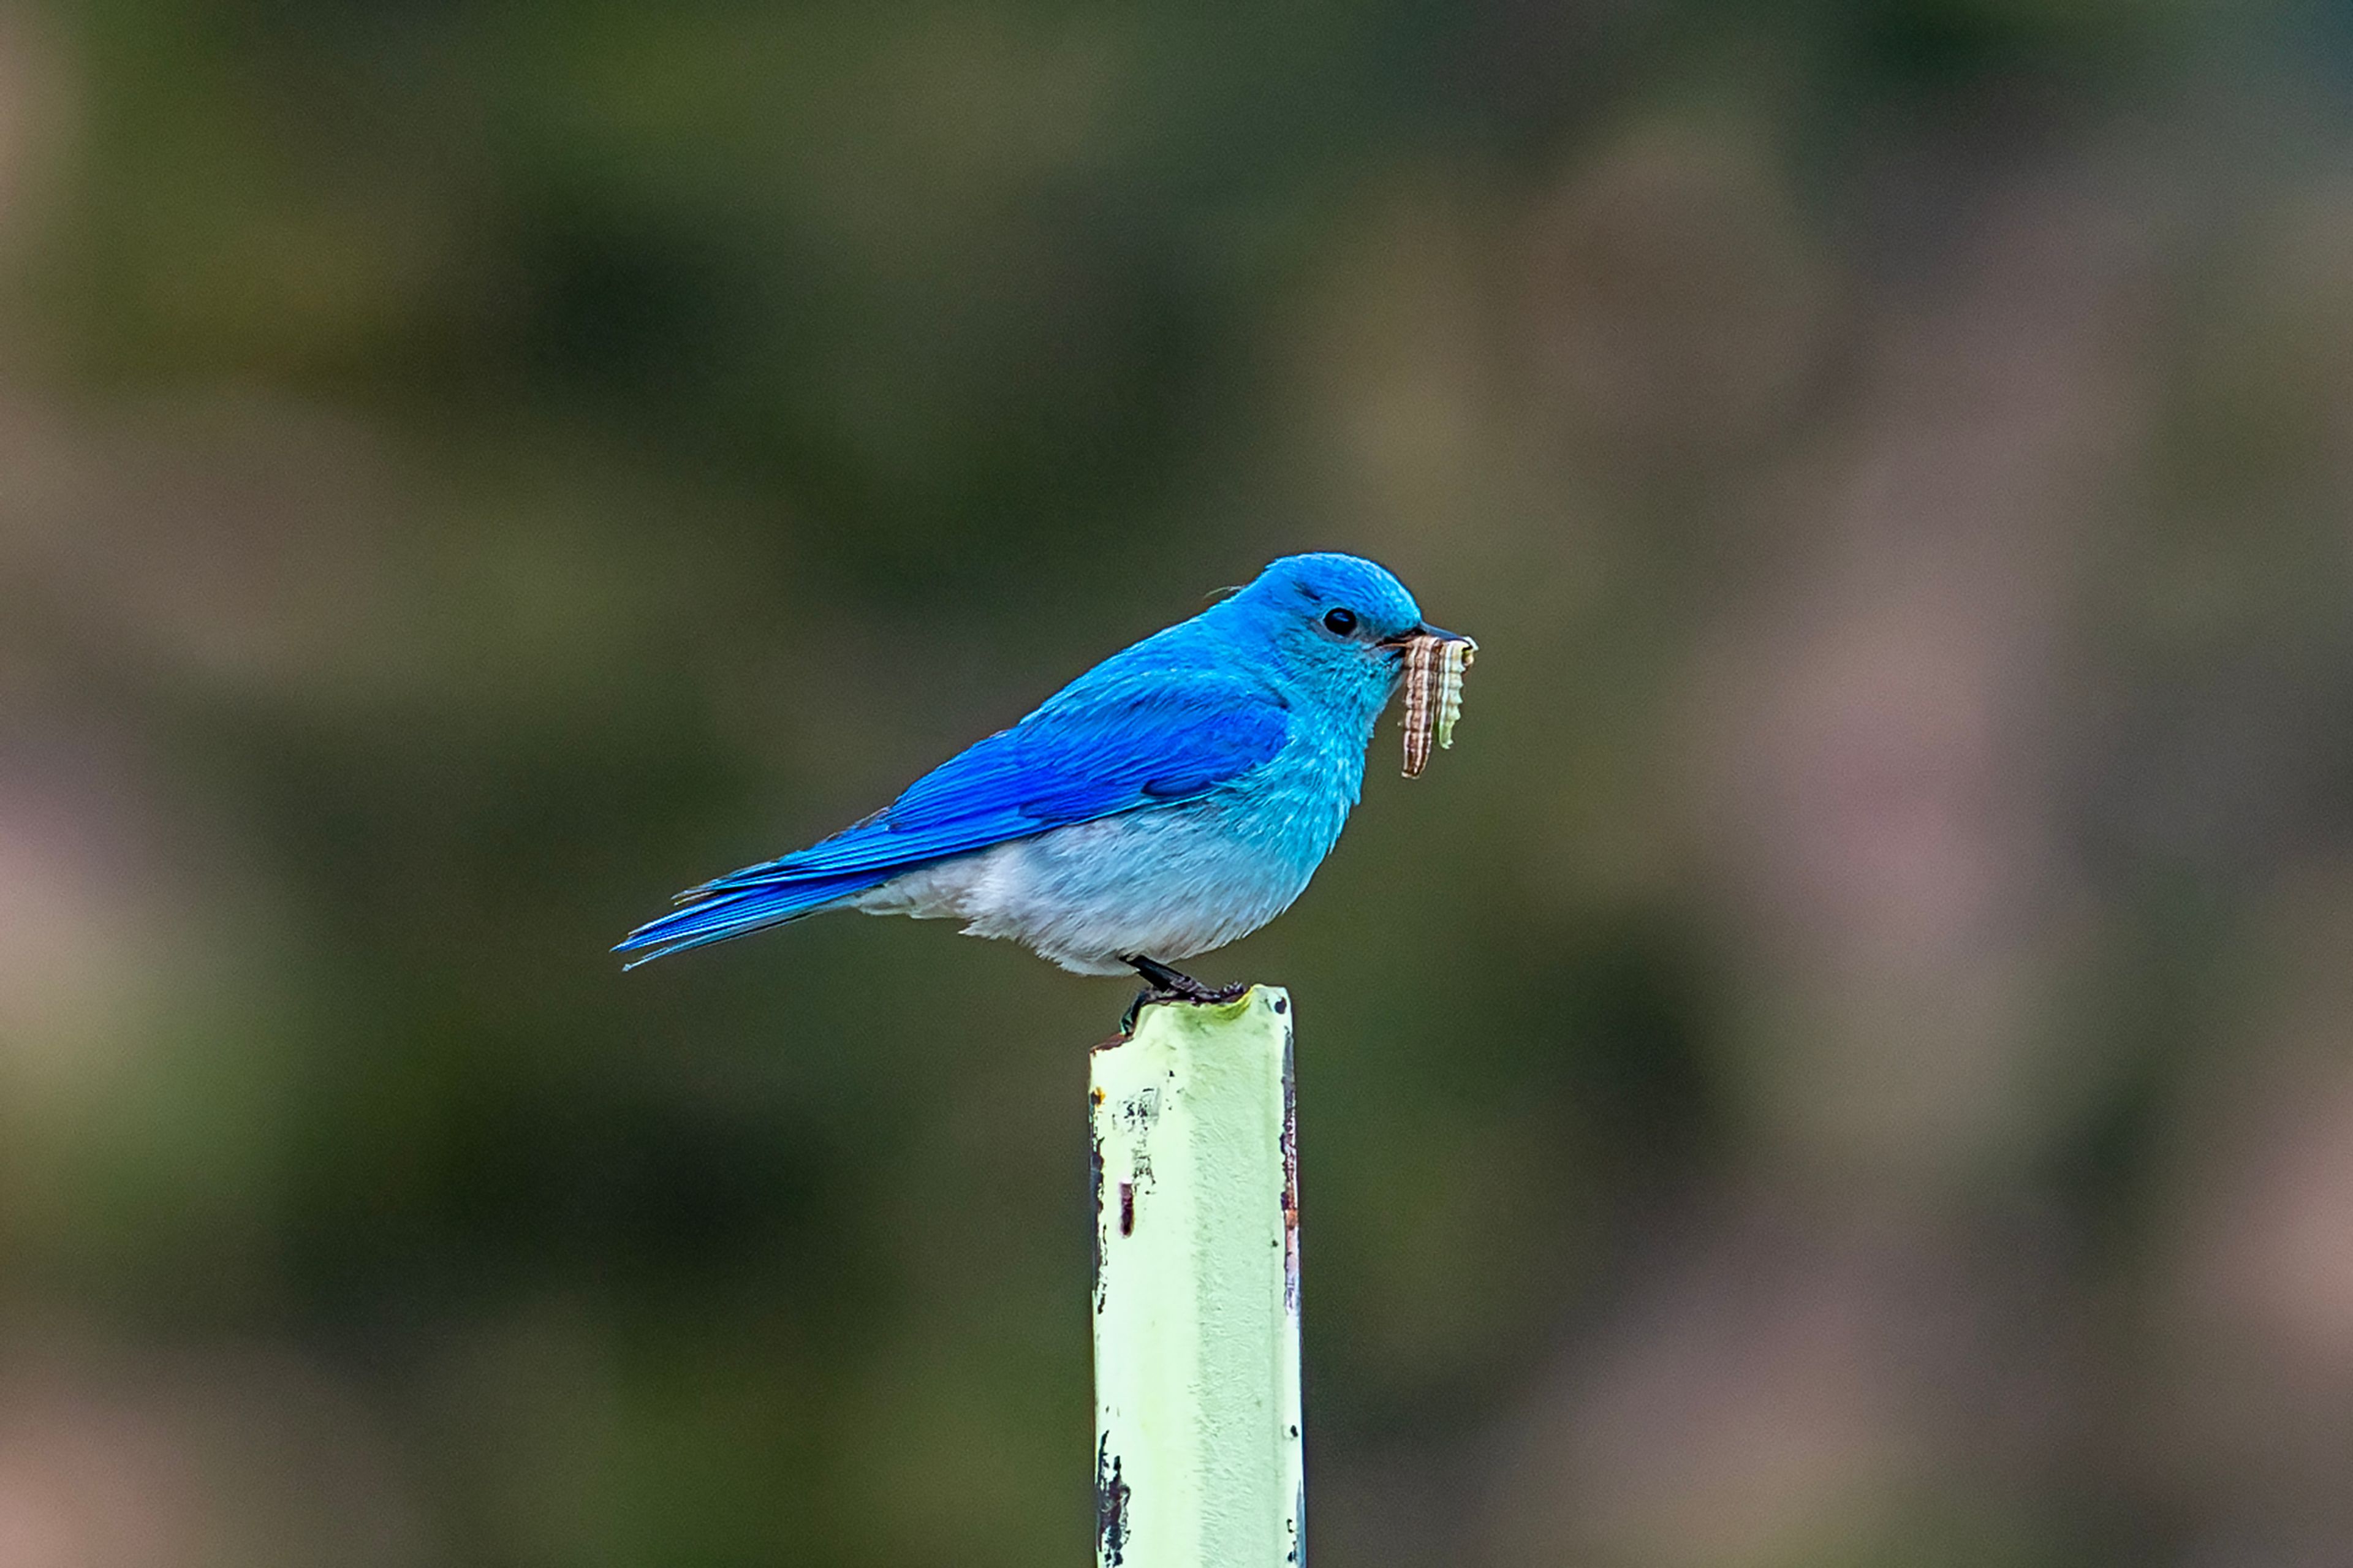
[{"x1": 1090, "y1": 986, "x2": 1305, "y2": 1568}]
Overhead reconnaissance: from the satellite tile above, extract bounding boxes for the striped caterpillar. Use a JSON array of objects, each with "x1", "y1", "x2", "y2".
[{"x1": 1399, "y1": 634, "x2": 1475, "y2": 778}]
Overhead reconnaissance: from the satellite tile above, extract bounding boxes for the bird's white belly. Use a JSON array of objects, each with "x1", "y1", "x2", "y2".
[{"x1": 852, "y1": 808, "x2": 1319, "y2": 975}]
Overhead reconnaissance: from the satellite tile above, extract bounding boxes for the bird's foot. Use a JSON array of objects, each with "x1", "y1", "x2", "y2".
[
  {"x1": 1120, "y1": 951, "x2": 1251, "y2": 1012},
  {"x1": 1121, "y1": 985, "x2": 1248, "y2": 1033}
]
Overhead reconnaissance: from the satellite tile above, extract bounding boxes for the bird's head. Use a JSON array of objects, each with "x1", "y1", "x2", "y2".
[{"x1": 1218, "y1": 553, "x2": 1460, "y2": 713}]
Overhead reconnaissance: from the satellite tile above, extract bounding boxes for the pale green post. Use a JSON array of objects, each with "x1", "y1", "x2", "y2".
[{"x1": 1090, "y1": 986, "x2": 1305, "y2": 1568}]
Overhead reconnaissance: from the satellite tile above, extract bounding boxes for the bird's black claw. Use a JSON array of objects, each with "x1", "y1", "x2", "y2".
[{"x1": 1123, "y1": 956, "x2": 1246, "y2": 1012}]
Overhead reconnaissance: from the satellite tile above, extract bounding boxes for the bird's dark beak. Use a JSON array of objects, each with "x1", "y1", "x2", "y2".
[{"x1": 1378, "y1": 623, "x2": 1472, "y2": 648}]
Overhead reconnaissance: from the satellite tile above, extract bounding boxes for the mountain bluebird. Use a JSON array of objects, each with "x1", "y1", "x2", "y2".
[{"x1": 617, "y1": 553, "x2": 1469, "y2": 1002}]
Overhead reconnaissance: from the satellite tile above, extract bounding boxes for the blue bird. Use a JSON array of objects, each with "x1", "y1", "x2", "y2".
[{"x1": 616, "y1": 553, "x2": 1467, "y2": 1002}]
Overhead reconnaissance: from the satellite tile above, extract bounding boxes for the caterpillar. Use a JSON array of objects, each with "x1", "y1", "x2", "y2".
[{"x1": 1400, "y1": 634, "x2": 1475, "y2": 778}]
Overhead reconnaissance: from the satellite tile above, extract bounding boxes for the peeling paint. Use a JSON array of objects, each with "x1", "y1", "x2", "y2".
[
  {"x1": 1090, "y1": 1119, "x2": 1108, "y2": 1316},
  {"x1": 1090, "y1": 987, "x2": 1305, "y2": 1566},
  {"x1": 1280, "y1": 1007, "x2": 1302, "y2": 1316},
  {"x1": 1096, "y1": 1435, "x2": 1131, "y2": 1566}
]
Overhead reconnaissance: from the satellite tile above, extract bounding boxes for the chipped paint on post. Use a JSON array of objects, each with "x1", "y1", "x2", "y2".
[
  {"x1": 1090, "y1": 987, "x2": 1305, "y2": 1568},
  {"x1": 1095, "y1": 1434, "x2": 1131, "y2": 1565}
]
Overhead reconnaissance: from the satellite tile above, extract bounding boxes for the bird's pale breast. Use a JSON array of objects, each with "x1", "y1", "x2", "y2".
[{"x1": 852, "y1": 735, "x2": 1358, "y2": 973}]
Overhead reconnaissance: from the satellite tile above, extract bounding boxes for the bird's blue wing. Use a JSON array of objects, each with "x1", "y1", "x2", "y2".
[
  {"x1": 615, "y1": 673, "x2": 1289, "y2": 964},
  {"x1": 794, "y1": 677, "x2": 1287, "y2": 868}
]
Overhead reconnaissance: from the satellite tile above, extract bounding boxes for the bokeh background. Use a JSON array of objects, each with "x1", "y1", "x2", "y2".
[{"x1": 3, "y1": 1, "x2": 2352, "y2": 1564}]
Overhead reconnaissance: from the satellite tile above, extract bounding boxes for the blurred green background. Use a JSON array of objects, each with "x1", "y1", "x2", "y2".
[{"x1": 4, "y1": 1, "x2": 2353, "y2": 1564}]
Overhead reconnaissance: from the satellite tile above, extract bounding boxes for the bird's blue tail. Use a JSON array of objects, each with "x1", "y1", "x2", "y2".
[{"x1": 613, "y1": 868, "x2": 892, "y2": 968}]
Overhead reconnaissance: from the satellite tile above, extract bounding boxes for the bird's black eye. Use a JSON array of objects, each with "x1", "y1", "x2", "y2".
[{"x1": 1323, "y1": 608, "x2": 1358, "y2": 637}]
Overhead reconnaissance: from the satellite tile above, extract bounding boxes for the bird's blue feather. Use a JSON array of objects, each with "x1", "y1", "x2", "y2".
[
  {"x1": 615, "y1": 871, "x2": 888, "y2": 966},
  {"x1": 616, "y1": 669, "x2": 1289, "y2": 963},
  {"x1": 838, "y1": 673, "x2": 1288, "y2": 857},
  {"x1": 618, "y1": 552, "x2": 1443, "y2": 976}
]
